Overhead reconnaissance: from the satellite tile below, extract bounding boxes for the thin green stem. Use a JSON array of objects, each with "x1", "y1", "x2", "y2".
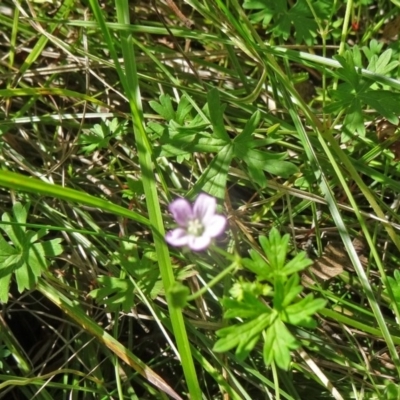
[
  {"x1": 110, "y1": 1, "x2": 202, "y2": 398},
  {"x1": 186, "y1": 260, "x2": 239, "y2": 301}
]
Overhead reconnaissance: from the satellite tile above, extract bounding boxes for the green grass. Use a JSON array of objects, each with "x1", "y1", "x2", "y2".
[{"x1": 1, "y1": 0, "x2": 400, "y2": 399}]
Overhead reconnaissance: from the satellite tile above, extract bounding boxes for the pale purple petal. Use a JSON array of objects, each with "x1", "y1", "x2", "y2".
[
  {"x1": 166, "y1": 194, "x2": 227, "y2": 251},
  {"x1": 203, "y1": 215, "x2": 227, "y2": 238},
  {"x1": 165, "y1": 228, "x2": 190, "y2": 247},
  {"x1": 187, "y1": 234, "x2": 211, "y2": 251},
  {"x1": 193, "y1": 193, "x2": 217, "y2": 222},
  {"x1": 168, "y1": 198, "x2": 193, "y2": 226}
]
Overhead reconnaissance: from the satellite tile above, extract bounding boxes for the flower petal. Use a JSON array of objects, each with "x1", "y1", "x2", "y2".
[
  {"x1": 169, "y1": 198, "x2": 193, "y2": 226},
  {"x1": 187, "y1": 234, "x2": 211, "y2": 251},
  {"x1": 203, "y1": 215, "x2": 226, "y2": 238},
  {"x1": 193, "y1": 193, "x2": 217, "y2": 222},
  {"x1": 165, "y1": 228, "x2": 190, "y2": 247}
]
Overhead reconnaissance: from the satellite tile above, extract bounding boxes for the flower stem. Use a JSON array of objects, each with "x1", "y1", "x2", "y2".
[{"x1": 186, "y1": 260, "x2": 239, "y2": 301}]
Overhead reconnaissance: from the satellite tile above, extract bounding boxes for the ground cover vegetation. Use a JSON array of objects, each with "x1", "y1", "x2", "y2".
[{"x1": 0, "y1": 0, "x2": 400, "y2": 398}]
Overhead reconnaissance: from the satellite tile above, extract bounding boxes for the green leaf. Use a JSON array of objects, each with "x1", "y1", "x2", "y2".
[
  {"x1": 384, "y1": 381, "x2": 400, "y2": 400},
  {"x1": 157, "y1": 128, "x2": 197, "y2": 158},
  {"x1": 222, "y1": 294, "x2": 271, "y2": 319},
  {"x1": 326, "y1": 85, "x2": 365, "y2": 137},
  {"x1": 14, "y1": 258, "x2": 35, "y2": 293},
  {"x1": 245, "y1": 156, "x2": 268, "y2": 187},
  {"x1": 122, "y1": 178, "x2": 145, "y2": 199},
  {"x1": 263, "y1": 319, "x2": 298, "y2": 370},
  {"x1": 229, "y1": 279, "x2": 271, "y2": 301},
  {"x1": 262, "y1": 159, "x2": 299, "y2": 178},
  {"x1": 175, "y1": 95, "x2": 193, "y2": 125},
  {"x1": 362, "y1": 39, "x2": 384, "y2": 61},
  {"x1": 350, "y1": 45, "x2": 363, "y2": 68},
  {"x1": 233, "y1": 111, "x2": 261, "y2": 144},
  {"x1": 214, "y1": 313, "x2": 273, "y2": 359},
  {"x1": 239, "y1": 149, "x2": 299, "y2": 183},
  {"x1": 334, "y1": 54, "x2": 362, "y2": 88},
  {"x1": 359, "y1": 90, "x2": 400, "y2": 125},
  {"x1": 242, "y1": 248, "x2": 272, "y2": 280},
  {"x1": 282, "y1": 295, "x2": 327, "y2": 327},
  {"x1": 149, "y1": 94, "x2": 176, "y2": 121},
  {"x1": 280, "y1": 273, "x2": 303, "y2": 308},
  {"x1": 1, "y1": 205, "x2": 28, "y2": 247},
  {"x1": 286, "y1": 0, "x2": 317, "y2": 45},
  {"x1": 0, "y1": 234, "x2": 19, "y2": 261},
  {"x1": 168, "y1": 120, "x2": 209, "y2": 136},
  {"x1": 147, "y1": 121, "x2": 167, "y2": 138},
  {"x1": 386, "y1": 270, "x2": 400, "y2": 310},
  {"x1": 244, "y1": 0, "x2": 286, "y2": 28},
  {"x1": 244, "y1": 0, "x2": 331, "y2": 45},
  {"x1": 343, "y1": 100, "x2": 365, "y2": 136},
  {"x1": 367, "y1": 49, "x2": 399, "y2": 75},
  {"x1": 89, "y1": 276, "x2": 135, "y2": 313},
  {"x1": 283, "y1": 250, "x2": 313, "y2": 275},
  {"x1": 0, "y1": 272, "x2": 12, "y2": 303},
  {"x1": 29, "y1": 239, "x2": 63, "y2": 275},
  {"x1": 260, "y1": 229, "x2": 289, "y2": 272},
  {"x1": 78, "y1": 118, "x2": 127, "y2": 154},
  {"x1": 188, "y1": 137, "x2": 227, "y2": 153},
  {"x1": 0, "y1": 203, "x2": 63, "y2": 302},
  {"x1": 207, "y1": 88, "x2": 230, "y2": 141},
  {"x1": 167, "y1": 282, "x2": 190, "y2": 308},
  {"x1": 112, "y1": 239, "x2": 162, "y2": 299},
  {"x1": 188, "y1": 143, "x2": 233, "y2": 200}
]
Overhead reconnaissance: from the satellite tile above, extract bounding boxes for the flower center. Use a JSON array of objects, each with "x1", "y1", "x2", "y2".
[{"x1": 187, "y1": 218, "x2": 204, "y2": 236}]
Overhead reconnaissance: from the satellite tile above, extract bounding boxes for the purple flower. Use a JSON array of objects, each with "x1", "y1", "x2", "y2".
[{"x1": 165, "y1": 193, "x2": 227, "y2": 251}]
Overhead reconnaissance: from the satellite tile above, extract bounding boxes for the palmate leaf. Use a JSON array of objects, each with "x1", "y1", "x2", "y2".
[
  {"x1": 29, "y1": 239, "x2": 63, "y2": 276},
  {"x1": 89, "y1": 276, "x2": 135, "y2": 313},
  {"x1": 282, "y1": 249, "x2": 313, "y2": 275},
  {"x1": 263, "y1": 318, "x2": 299, "y2": 370},
  {"x1": 222, "y1": 293, "x2": 271, "y2": 319},
  {"x1": 244, "y1": 151, "x2": 298, "y2": 187},
  {"x1": 0, "y1": 235, "x2": 19, "y2": 302},
  {"x1": 207, "y1": 88, "x2": 229, "y2": 141},
  {"x1": 149, "y1": 94, "x2": 176, "y2": 121},
  {"x1": 359, "y1": 90, "x2": 400, "y2": 125},
  {"x1": 279, "y1": 0, "x2": 317, "y2": 45},
  {"x1": 343, "y1": 100, "x2": 365, "y2": 137},
  {"x1": 158, "y1": 134, "x2": 226, "y2": 158},
  {"x1": 281, "y1": 295, "x2": 326, "y2": 328},
  {"x1": 154, "y1": 90, "x2": 297, "y2": 191},
  {"x1": 243, "y1": 0, "x2": 332, "y2": 45},
  {"x1": 278, "y1": 273, "x2": 304, "y2": 308},
  {"x1": 362, "y1": 39, "x2": 384, "y2": 62},
  {"x1": 234, "y1": 145, "x2": 298, "y2": 186},
  {"x1": 0, "y1": 203, "x2": 63, "y2": 302},
  {"x1": 78, "y1": 118, "x2": 127, "y2": 154},
  {"x1": 241, "y1": 248, "x2": 272, "y2": 281},
  {"x1": 213, "y1": 313, "x2": 273, "y2": 360},
  {"x1": 327, "y1": 50, "x2": 400, "y2": 138},
  {"x1": 334, "y1": 54, "x2": 363, "y2": 88},
  {"x1": 259, "y1": 229, "x2": 290, "y2": 272},
  {"x1": 89, "y1": 238, "x2": 164, "y2": 311},
  {"x1": 243, "y1": 0, "x2": 285, "y2": 26},
  {"x1": 1, "y1": 202, "x2": 28, "y2": 246},
  {"x1": 175, "y1": 95, "x2": 193, "y2": 125},
  {"x1": 367, "y1": 49, "x2": 399, "y2": 75},
  {"x1": 216, "y1": 229, "x2": 326, "y2": 369},
  {"x1": 233, "y1": 110, "x2": 261, "y2": 144},
  {"x1": 149, "y1": 94, "x2": 193, "y2": 125},
  {"x1": 188, "y1": 144, "x2": 233, "y2": 200},
  {"x1": 326, "y1": 81, "x2": 366, "y2": 137}
]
